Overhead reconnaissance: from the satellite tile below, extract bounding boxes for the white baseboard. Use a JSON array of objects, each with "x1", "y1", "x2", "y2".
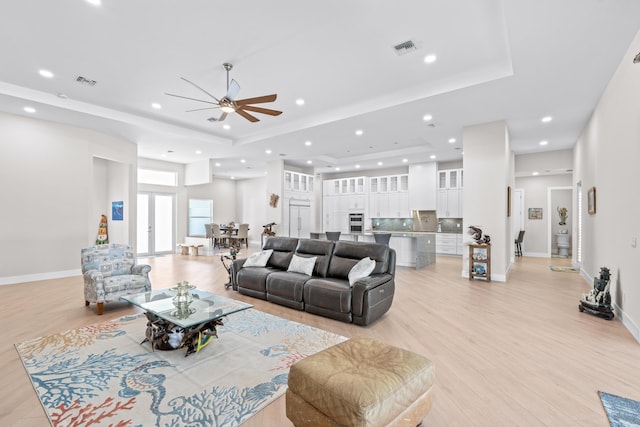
[
  {"x1": 523, "y1": 251, "x2": 549, "y2": 258},
  {"x1": 0, "y1": 269, "x2": 81, "y2": 286},
  {"x1": 614, "y1": 303, "x2": 640, "y2": 344}
]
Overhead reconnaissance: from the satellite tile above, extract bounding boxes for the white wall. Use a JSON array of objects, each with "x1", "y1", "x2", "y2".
[
  {"x1": 573, "y1": 29, "x2": 640, "y2": 341},
  {"x1": 235, "y1": 177, "x2": 268, "y2": 245},
  {"x1": 0, "y1": 112, "x2": 137, "y2": 284}
]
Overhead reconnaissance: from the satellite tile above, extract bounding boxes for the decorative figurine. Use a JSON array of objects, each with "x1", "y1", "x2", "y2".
[
  {"x1": 468, "y1": 226, "x2": 491, "y2": 245},
  {"x1": 557, "y1": 206, "x2": 568, "y2": 225},
  {"x1": 579, "y1": 266, "x2": 614, "y2": 320}
]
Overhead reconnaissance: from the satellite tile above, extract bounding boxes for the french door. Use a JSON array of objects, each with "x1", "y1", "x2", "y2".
[{"x1": 137, "y1": 192, "x2": 175, "y2": 256}]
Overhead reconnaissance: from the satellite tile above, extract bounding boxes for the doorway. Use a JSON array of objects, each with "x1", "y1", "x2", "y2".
[
  {"x1": 137, "y1": 192, "x2": 175, "y2": 256},
  {"x1": 547, "y1": 187, "x2": 573, "y2": 258}
]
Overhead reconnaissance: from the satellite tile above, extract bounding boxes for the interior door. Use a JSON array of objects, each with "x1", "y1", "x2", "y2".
[{"x1": 137, "y1": 192, "x2": 175, "y2": 256}]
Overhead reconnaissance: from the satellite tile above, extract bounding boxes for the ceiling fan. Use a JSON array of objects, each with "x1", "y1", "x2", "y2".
[{"x1": 165, "y1": 63, "x2": 282, "y2": 123}]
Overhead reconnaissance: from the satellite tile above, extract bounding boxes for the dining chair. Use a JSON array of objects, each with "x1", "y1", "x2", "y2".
[
  {"x1": 204, "y1": 223, "x2": 213, "y2": 246},
  {"x1": 515, "y1": 230, "x2": 525, "y2": 257},
  {"x1": 230, "y1": 223, "x2": 249, "y2": 248},
  {"x1": 212, "y1": 223, "x2": 227, "y2": 248}
]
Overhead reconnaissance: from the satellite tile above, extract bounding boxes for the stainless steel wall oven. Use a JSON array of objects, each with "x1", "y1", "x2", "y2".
[{"x1": 349, "y1": 213, "x2": 364, "y2": 232}]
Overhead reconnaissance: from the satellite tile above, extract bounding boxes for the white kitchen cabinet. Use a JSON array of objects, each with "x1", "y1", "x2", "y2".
[
  {"x1": 348, "y1": 194, "x2": 367, "y2": 211},
  {"x1": 436, "y1": 233, "x2": 464, "y2": 255},
  {"x1": 437, "y1": 189, "x2": 462, "y2": 218},
  {"x1": 284, "y1": 171, "x2": 314, "y2": 195},
  {"x1": 438, "y1": 169, "x2": 462, "y2": 189}
]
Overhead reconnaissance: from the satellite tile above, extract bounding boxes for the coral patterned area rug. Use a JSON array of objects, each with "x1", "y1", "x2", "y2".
[{"x1": 15, "y1": 309, "x2": 346, "y2": 426}]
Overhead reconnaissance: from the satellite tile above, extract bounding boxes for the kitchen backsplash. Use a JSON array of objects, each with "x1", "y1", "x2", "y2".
[
  {"x1": 370, "y1": 218, "x2": 413, "y2": 231},
  {"x1": 371, "y1": 217, "x2": 463, "y2": 232},
  {"x1": 439, "y1": 218, "x2": 463, "y2": 233}
]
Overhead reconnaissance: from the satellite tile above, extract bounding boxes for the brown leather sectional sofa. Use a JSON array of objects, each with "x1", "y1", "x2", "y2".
[{"x1": 230, "y1": 237, "x2": 396, "y2": 326}]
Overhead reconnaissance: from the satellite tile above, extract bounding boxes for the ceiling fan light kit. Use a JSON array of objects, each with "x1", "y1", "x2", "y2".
[{"x1": 165, "y1": 63, "x2": 282, "y2": 123}]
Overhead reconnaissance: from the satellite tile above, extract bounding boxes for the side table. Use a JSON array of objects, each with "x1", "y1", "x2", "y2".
[{"x1": 220, "y1": 251, "x2": 240, "y2": 289}]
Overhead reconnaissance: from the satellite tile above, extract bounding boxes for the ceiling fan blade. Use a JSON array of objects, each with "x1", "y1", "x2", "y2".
[
  {"x1": 180, "y1": 77, "x2": 220, "y2": 102},
  {"x1": 235, "y1": 94, "x2": 277, "y2": 106},
  {"x1": 241, "y1": 105, "x2": 283, "y2": 116},
  {"x1": 186, "y1": 106, "x2": 219, "y2": 112},
  {"x1": 226, "y1": 79, "x2": 240, "y2": 100},
  {"x1": 165, "y1": 92, "x2": 218, "y2": 105},
  {"x1": 235, "y1": 108, "x2": 260, "y2": 122}
]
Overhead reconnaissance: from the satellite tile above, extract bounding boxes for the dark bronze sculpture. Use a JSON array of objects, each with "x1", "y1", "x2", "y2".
[{"x1": 579, "y1": 266, "x2": 614, "y2": 320}]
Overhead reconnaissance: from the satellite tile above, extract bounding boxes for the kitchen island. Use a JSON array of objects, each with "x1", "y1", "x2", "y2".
[{"x1": 307, "y1": 231, "x2": 436, "y2": 269}]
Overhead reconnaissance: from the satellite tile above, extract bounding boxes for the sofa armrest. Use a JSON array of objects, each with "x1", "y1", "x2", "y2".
[
  {"x1": 83, "y1": 269, "x2": 103, "y2": 284},
  {"x1": 230, "y1": 258, "x2": 247, "y2": 291},
  {"x1": 352, "y1": 273, "x2": 392, "y2": 291},
  {"x1": 131, "y1": 264, "x2": 151, "y2": 276},
  {"x1": 351, "y1": 273, "x2": 394, "y2": 320}
]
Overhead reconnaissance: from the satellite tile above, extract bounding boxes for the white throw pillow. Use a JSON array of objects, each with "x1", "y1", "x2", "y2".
[
  {"x1": 348, "y1": 257, "x2": 376, "y2": 286},
  {"x1": 243, "y1": 249, "x2": 274, "y2": 267},
  {"x1": 287, "y1": 254, "x2": 317, "y2": 276}
]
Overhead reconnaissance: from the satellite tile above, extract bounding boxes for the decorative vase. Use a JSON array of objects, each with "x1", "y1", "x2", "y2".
[{"x1": 171, "y1": 281, "x2": 195, "y2": 318}]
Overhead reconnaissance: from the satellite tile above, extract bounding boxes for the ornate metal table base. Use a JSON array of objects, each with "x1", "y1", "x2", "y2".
[{"x1": 142, "y1": 311, "x2": 225, "y2": 356}]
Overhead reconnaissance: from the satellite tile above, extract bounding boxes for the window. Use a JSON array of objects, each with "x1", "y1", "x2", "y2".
[
  {"x1": 138, "y1": 168, "x2": 177, "y2": 186},
  {"x1": 188, "y1": 199, "x2": 213, "y2": 237}
]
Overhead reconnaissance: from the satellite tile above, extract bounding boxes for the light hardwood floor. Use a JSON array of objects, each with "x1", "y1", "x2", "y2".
[{"x1": 1, "y1": 251, "x2": 639, "y2": 426}]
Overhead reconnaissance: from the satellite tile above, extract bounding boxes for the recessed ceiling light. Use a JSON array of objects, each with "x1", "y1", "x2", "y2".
[
  {"x1": 151, "y1": 103, "x2": 161, "y2": 109},
  {"x1": 223, "y1": 124, "x2": 231, "y2": 130},
  {"x1": 430, "y1": 155, "x2": 436, "y2": 159},
  {"x1": 195, "y1": 150, "x2": 202, "y2": 154},
  {"x1": 296, "y1": 99, "x2": 305, "y2": 106},
  {"x1": 38, "y1": 69, "x2": 53, "y2": 78},
  {"x1": 240, "y1": 159, "x2": 246, "y2": 163},
  {"x1": 355, "y1": 164, "x2": 361, "y2": 169},
  {"x1": 355, "y1": 130, "x2": 363, "y2": 136},
  {"x1": 335, "y1": 167, "x2": 341, "y2": 171},
  {"x1": 448, "y1": 138, "x2": 456, "y2": 143},
  {"x1": 231, "y1": 176, "x2": 235, "y2": 180},
  {"x1": 86, "y1": 0, "x2": 101, "y2": 5},
  {"x1": 532, "y1": 171, "x2": 540, "y2": 176},
  {"x1": 265, "y1": 149, "x2": 272, "y2": 154},
  {"x1": 424, "y1": 54, "x2": 437, "y2": 63},
  {"x1": 215, "y1": 162, "x2": 221, "y2": 167},
  {"x1": 541, "y1": 116, "x2": 553, "y2": 123},
  {"x1": 539, "y1": 140, "x2": 548, "y2": 146},
  {"x1": 23, "y1": 106, "x2": 36, "y2": 113},
  {"x1": 423, "y1": 114, "x2": 433, "y2": 121},
  {"x1": 402, "y1": 158, "x2": 408, "y2": 163},
  {"x1": 377, "y1": 161, "x2": 383, "y2": 166},
  {"x1": 161, "y1": 153, "x2": 167, "y2": 158},
  {"x1": 304, "y1": 141, "x2": 312, "y2": 146},
  {"x1": 307, "y1": 160, "x2": 312, "y2": 164}
]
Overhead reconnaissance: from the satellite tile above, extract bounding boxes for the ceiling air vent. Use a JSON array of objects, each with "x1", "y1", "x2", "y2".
[
  {"x1": 393, "y1": 40, "x2": 419, "y2": 56},
  {"x1": 75, "y1": 76, "x2": 97, "y2": 86}
]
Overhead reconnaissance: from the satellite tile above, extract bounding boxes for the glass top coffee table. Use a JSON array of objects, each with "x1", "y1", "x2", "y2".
[{"x1": 122, "y1": 287, "x2": 253, "y2": 356}]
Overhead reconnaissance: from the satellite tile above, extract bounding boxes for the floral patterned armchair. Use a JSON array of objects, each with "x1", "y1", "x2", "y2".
[{"x1": 81, "y1": 244, "x2": 151, "y2": 315}]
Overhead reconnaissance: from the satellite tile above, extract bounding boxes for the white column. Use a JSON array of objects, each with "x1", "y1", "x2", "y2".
[{"x1": 462, "y1": 121, "x2": 514, "y2": 282}]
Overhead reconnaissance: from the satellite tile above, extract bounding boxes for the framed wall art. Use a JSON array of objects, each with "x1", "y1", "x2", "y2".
[
  {"x1": 112, "y1": 201, "x2": 123, "y2": 221},
  {"x1": 528, "y1": 208, "x2": 543, "y2": 220},
  {"x1": 588, "y1": 187, "x2": 596, "y2": 214}
]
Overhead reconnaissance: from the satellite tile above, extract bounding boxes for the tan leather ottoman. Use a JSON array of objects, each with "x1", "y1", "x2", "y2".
[{"x1": 286, "y1": 337, "x2": 435, "y2": 427}]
